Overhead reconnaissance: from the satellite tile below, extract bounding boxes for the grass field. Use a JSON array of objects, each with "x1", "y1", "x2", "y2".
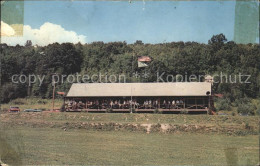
[
  {"x1": 1, "y1": 98, "x2": 64, "y2": 111},
  {"x1": 0, "y1": 98, "x2": 259, "y2": 165},
  {"x1": 0, "y1": 126, "x2": 259, "y2": 165},
  {"x1": 0, "y1": 111, "x2": 259, "y2": 165}
]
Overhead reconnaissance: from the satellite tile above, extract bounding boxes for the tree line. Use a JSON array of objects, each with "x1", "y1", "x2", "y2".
[{"x1": 1, "y1": 34, "x2": 259, "y2": 106}]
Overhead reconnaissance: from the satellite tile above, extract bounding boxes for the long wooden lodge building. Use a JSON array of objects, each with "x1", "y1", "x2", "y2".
[{"x1": 64, "y1": 82, "x2": 213, "y2": 113}]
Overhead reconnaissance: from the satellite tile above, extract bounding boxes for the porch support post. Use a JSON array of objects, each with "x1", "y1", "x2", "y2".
[{"x1": 184, "y1": 98, "x2": 185, "y2": 109}]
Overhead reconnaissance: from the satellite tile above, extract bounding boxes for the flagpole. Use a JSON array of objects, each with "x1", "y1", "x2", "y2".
[
  {"x1": 130, "y1": 52, "x2": 134, "y2": 113},
  {"x1": 52, "y1": 80, "x2": 55, "y2": 111}
]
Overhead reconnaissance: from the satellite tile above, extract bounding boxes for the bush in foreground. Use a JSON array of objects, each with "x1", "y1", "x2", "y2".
[
  {"x1": 237, "y1": 103, "x2": 256, "y2": 116},
  {"x1": 215, "y1": 98, "x2": 231, "y2": 111}
]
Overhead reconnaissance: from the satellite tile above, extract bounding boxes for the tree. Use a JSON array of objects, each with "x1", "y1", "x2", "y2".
[
  {"x1": 1, "y1": 34, "x2": 259, "y2": 102},
  {"x1": 208, "y1": 33, "x2": 227, "y2": 45},
  {"x1": 25, "y1": 40, "x2": 32, "y2": 47},
  {"x1": 134, "y1": 40, "x2": 144, "y2": 45}
]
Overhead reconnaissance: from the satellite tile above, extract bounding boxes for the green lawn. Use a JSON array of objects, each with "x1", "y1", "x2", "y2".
[
  {"x1": 0, "y1": 111, "x2": 259, "y2": 165},
  {"x1": 0, "y1": 126, "x2": 259, "y2": 165},
  {"x1": 1, "y1": 98, "x2": 64, "y2": 111}
]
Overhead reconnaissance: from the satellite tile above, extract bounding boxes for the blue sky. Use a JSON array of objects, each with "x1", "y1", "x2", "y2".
[
  {"x1": 22, "y1": 1, "x2": 238, "y2": 44},
  {"x1": 3, "y1": 0, "x2": 258, "y2": 45}
]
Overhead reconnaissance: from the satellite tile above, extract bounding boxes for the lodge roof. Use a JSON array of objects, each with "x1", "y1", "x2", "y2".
[{"x1": 66, "y1": 82, "x2": 211, "y2": 97}]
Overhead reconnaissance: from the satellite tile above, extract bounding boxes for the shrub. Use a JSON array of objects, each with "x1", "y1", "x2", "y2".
[
  {"x1": 1, "y1": 83, "x2": 25, "y2": 103},
  {"x1": 237, "y1": 103, "x2": 256, "y2": 116},
  {"x1": 37, "y1": 100, "x2": 47, "y2": 104},
  {"x1": 256, "y1": 103, "x2": 260, "y2": 115},
  {"x1": 215, "y1": 98, "x2": 231, "y2": 111},
  {"x1": 245, "y1": 122, "x2": 251, "y2": 130},
  {"x1": 11, "y1": 98, "x2": 27, "y2": 105},
  {"x1": 256, "y1": 107, "x2": 260, "y2": 115},
  {"x1": 233, "y1": 97, "x2": 250, "y2": 107}
]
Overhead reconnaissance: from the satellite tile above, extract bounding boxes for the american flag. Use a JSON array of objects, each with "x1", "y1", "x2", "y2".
[
  {"x1": 57, "y1": 92, "x2": 65, "y2": 95},
  {"x1": 138, "y1": 56, "x2": 152, "y2": 62}
]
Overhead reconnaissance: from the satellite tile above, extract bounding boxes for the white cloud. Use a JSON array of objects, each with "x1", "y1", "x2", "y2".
[
  {"x1": 1, "y1": 21, "x2": 16, "y2": 36},
  {"x1": 1, "y1": 22, "x2": 86, "y2": 46}
]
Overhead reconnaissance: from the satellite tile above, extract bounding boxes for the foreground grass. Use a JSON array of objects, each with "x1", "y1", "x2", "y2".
[
  {"x1": 0, "y1": 126, "x2": 258, "y2": 166},
  {"x1": 0, "y1": 101, "x2": 259, "y2": 165}
]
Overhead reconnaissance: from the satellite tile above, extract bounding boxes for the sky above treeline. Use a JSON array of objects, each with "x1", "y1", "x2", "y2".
[{"x1": 1, "y1": 0, "x2": 259, "y2": 46}]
